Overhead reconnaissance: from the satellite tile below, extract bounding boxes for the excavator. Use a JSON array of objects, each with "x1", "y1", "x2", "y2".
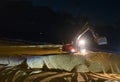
[{"x1": 62, "y1": 22, "x2": 107, "y2": 53}]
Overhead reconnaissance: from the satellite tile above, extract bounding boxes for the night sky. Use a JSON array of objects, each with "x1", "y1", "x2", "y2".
[
  {"x1": 0, "y1": 0, "x2": 120, "y2": 52},
  {"x1": 33, "y1": 0, "x2": 120, "y2": 25}
]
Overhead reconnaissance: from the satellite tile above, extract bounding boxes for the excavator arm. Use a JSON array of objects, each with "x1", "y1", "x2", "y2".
[{"x1": 75, "y1": 22, "x2": 107, "y2": 47}]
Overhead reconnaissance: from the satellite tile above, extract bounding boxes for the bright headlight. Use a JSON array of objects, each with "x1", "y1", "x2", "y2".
[
  {"x1": 78, "y1": 39, "x2": 86, "y2": 46},
  {"x1": 71, "y1": 48, "x2": 76, "y2": 53}
]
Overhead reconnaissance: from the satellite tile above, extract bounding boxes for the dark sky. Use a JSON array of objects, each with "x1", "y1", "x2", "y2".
[{"x1": 33, "y1": 0, "x2": 120, "y2": 25}]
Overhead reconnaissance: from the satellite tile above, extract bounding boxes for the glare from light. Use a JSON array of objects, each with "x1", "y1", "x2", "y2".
[
  {"x1": 78, "y1": 39, "x2": 86, "y2": 46},
  {"x1": 80, "y1": 49, "x2": 87, "y2": 55},
  {"x1": 71, "y1": 48, "x2": 75, "y2": 53}
]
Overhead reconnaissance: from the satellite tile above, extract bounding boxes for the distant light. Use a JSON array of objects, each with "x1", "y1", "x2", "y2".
[{"x1": 40, "y1": 32, "x2": 43, "y2": 35}]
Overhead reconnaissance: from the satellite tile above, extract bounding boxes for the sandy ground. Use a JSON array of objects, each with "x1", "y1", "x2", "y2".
[{"x1": 0, "y1": 46, "x2": 64, "y2": 56}]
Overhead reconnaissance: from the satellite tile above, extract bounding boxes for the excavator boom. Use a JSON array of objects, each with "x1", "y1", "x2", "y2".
[{"x1": 75, "y1": 22, "x2": 107, "y2": 47}]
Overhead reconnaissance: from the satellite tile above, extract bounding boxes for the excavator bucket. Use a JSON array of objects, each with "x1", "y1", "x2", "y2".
[{"x1": 97, "y1": 37, "x2": 107, "y2": 45}]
